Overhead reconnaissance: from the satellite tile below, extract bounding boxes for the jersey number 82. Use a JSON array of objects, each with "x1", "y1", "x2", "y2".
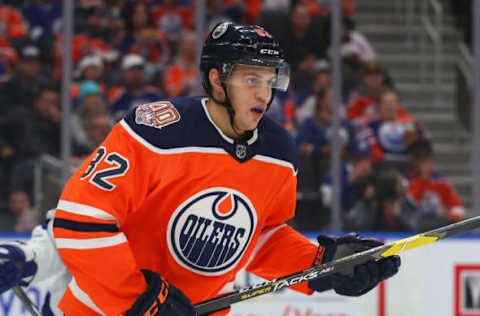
[{"x1": 80, "y1": 146, "x2": 130, "y2": 191}]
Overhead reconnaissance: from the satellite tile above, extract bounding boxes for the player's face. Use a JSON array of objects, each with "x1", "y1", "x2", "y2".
[{"x1": 226, "y1": 65, "x2": 275, "y2": 132}]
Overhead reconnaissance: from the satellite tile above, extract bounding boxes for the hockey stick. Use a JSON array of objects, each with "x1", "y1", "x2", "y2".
[
  {"x1": 0, "y1": 257, "x2": 42, "y2": 316},
  {"x1": 194, "y1": 215, "x2": 480, "y2": 315},
  {"x1": 12, "y1": 286, "x2": 42, "y2": 316}
]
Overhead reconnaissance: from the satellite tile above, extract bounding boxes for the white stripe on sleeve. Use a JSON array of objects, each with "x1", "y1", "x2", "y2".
[
  {"x1": 218, "y1": 281, "x2": 235, "y2": 295},
  {"x1": 244, "y1": 224, "x2": 286, "y2": 268},
  {"x1": 69, "y1": 277, "x2": 106, "y2": 316},
  {"x1": 57, "y1": 200, "x2": 117, "y2": 221},
  {"x1": 56, "y1": 233, "x2": 127, "y2": 249}
]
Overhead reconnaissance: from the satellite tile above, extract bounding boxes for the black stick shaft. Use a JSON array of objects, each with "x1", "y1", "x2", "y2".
[
  {"x1": 194, "y1": 215, "x2": 480, "y2": 315},
  {"x1": 12, "y1": 286, "x2": 42, "y2": 316}
]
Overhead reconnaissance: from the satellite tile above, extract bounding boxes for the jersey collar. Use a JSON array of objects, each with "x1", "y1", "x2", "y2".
[{"x1": 201, "y1": 97, "x2": 258, "y2": 145}]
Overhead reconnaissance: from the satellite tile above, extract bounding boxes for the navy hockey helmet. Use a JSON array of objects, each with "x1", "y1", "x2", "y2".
[{"x1": 200, "y1": 22, "x2": 290, "y2": 106}]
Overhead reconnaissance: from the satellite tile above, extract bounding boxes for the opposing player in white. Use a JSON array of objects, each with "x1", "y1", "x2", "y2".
[{"x1": 0, "y1": 210, "x2": 70, "y2": 316}]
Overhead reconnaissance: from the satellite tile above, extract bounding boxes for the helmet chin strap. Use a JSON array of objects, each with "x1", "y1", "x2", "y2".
[
  {"x1": 211, "y1": 82, "x2": 253, "y2": 140},
  {"x1": 210, "y1": 78, "x2": 275, "y2": 141}
]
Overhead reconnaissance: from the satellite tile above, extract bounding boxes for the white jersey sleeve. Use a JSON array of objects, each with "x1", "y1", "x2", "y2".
[
  {"x1": 28, "y1": 210, "x2": 68, "y2": 284},
  {"x1": 27, "y1": 210, "x2": 72, "y2": 316}
]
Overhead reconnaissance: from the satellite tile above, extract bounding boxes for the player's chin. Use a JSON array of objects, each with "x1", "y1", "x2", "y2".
[{"x1": 247, "y1": 117, "x2": 262, "y2": 129}]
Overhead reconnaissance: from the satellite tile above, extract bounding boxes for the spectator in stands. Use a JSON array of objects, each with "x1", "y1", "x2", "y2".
[
  {"x1": 0, "y1": 190, "x2": 36, "y2": 232},
  {"x1": 0, "y1": 86, "x2": 60, "y2": 165},
  {"x1": 1, "y1": 43, "x2": 49, "y2": 110},
  {"x1": 151, "y1": 0, "x2": 194, "y2": 48},
  {"x1": 72, "y1": 55, "x2": 107, "y2": 105},
  {"x1": 289, "y1": 2, "x2": 326, "y2": 66},
  {"x1": 295, "y1": 59, "x2": 332, "y2": 125},
  {"x1": 275, "y1": 2, "x2": 328, "y2": 91},
  {"x1": 71, "y1": 81, "x2": 109, "y2": 156},
  {"x1": 129, "y1": 28, "x2": 171, "y2": 79},
  {"x1": 297, "y1": 88, "x2": 357, "y2": 159},
  {"x1": 23, "y1": 86, "x2": 61, "y2": 159},
  {"x1": 0, "y1": 87, "x2": 60, "y2": 195},
  {"x1": 312, "y1": 59, "x2": 332, "y2": 91},
  {"x1": 118, "y1": 2, "x2": 152, "y2": 56},
  {"x1": 296, "y1": 87, "x2": 357, "y2": 190},
  {"x1": 327, "y1": 17, "x2": 376, "y2": 65},
  {"x1": 72, "y1": 113, "x2": 113, "y2": 166},
  {"x1": 102, "y1": 0, "x2": 125, "y2": 46},
  {"x1": 321, "y1": 141, "x2": 374, "y2": 216},
  {"x1": 366, "y1": 88, "x2": 422, "y2": 169},
  {"x1": 54, "y1": 4, "x2": 117, "y2": 81},
  {"x1": 11, "y1": 192, "x2": 40, "y2": 233},
  {"x1": 118, "y1": 2, "x2": 171, "y2": 81},
  {"x1": 75, "y1": 3, "x2": 109, "y2": 42},
  {"x1": 0, "y1": 190, "x2": 22, "y2": 231},
  {"x1": 0, "y1": 5, "x2": 28, "y2": 39},
  {"x1": 22, "y1": 0, "x2": 62, "y2": 43},
  {"x1": 83, "y1": 113, "x2": 112, "y2": 149},
  {"x1": 108, "y1": 54, "x2": 161, "y2": 121},
  {"x1": 346, "y1": 62, "x2": 392, "y2": 120},
  {"x1": 405, "y1": 138, "x2": 466, "y2": 229},
  {"x1": 257, "y1": 43, "x2": 331, "y2": 132},
  {"x1": 343, "y1": 167, "x2": 418, "y2": 232},
  {"x1": 5, "y1": 86, "x2": 60, "y2": 214},
  {"x1": 75, "y1": 54, "x2": 104, "y2": 84},
  {"x1": 162, "y1": 30, "x2": 198, "y2": 98}
]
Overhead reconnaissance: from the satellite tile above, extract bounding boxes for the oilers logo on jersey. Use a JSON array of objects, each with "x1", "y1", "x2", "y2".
[
  {"x1": 378, "y1": 122, "x2": 408, "y2": 152},
  {"x1": 167, "y1": 187, "x2": 258, "y2": 275}
]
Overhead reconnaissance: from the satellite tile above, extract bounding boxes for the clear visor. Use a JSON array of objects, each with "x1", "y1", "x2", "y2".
[{"x1": 222, "y1": 63, "x2": 290, "y2": 91}]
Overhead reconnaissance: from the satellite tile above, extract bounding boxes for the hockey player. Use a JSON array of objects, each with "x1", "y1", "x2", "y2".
[
  {"x1": 0, "y1": 22, "x2": 400, "y2": 316},
  {"x1": 0, "y1": 211, "x2": 69, "y2": 316}
]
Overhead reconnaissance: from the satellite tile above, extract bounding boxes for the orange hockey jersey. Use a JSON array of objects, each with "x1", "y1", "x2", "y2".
[
  {"x1": 53, "y1": 97, "x2": 318, "y2": 315},
  {"x1": 407, "y1": 172, "x2": 465, "y2": 221}
]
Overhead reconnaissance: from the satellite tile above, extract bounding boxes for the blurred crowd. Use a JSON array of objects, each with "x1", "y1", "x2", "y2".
[{"x1": 0, "y1": 0, "x2": 466, "y2": 233}]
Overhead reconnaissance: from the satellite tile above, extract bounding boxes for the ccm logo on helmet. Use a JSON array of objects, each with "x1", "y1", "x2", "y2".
[
  {"x1": 260, "y1": 48, "x2": 279, "y2": 55},
  {"x1": 167, "y1": 188, "x2": 257, "y2": 276}
]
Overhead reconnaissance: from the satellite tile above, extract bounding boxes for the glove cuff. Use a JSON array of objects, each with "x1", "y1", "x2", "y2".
[
  {"x1": 0, "y1": 241, "x2": 36, "y2": 262},
  {"x1": 0, "y1": 242, "x2": 37, "y2": 285},
  {"x1": 126, "y1": 270, "x2": 169, "y2": 316},
  {"x1": 308, "y1": 236, "x2": 339, "y2": 293},
  {"x1": 315, "y1": 235, "x2": 339, "y2": 264}
]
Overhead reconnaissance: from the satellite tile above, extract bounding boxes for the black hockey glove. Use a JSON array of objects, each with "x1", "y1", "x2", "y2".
[
  {"x1": 126, "y1": 270, "x2": 197, "y2": 316},
  {"x1": 308, "y1": 233, "x2": 401, "y2": 297}
]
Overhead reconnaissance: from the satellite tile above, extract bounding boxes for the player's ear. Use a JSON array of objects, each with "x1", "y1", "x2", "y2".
[
  {"x1": 209, "y1": 68, "x2": 225, "y2": 101},
  {"x1": 209, "y1": 68, "x2": 221, "y2": 90}
]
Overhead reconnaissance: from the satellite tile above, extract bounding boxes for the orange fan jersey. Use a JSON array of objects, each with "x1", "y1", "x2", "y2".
[
  {"x1": 347, "y1": 96, "x2": 409, "y2": 121},
  {"x1": 407, "y1": 172, "x2": 465, "y2": 221},
  {"x1": 53, "y1": 96, "x2": 318, "y2": 315},
  {"x1": 162, "y1": 64, "x2": 197, "y2": 98}
]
